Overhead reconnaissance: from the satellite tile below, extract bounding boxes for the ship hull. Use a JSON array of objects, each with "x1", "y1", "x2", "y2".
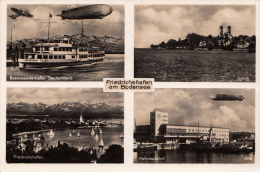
[{"x1": 19, "y1": 58, "x2": 104, "y2": 69}]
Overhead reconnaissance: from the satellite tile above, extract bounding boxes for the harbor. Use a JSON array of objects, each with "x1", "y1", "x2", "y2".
[
  {"x1": 7, "y1": 54, "x2": 124, "y2": 81},
  {"x1": 6, "y1": 4, "x2": 124, "y2": 81},
  {"x1": 134, "y1": 89, "x2": 255, "y2": 163}
]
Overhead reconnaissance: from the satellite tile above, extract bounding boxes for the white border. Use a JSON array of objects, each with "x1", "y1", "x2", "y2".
[{"x1": 1, "y1": 0, "x2": 259, "y2": 172}]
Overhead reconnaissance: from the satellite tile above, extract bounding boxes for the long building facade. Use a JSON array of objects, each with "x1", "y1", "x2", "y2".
[{"x1": 135, "y1": 110, "x2": 229, "y2": 143}]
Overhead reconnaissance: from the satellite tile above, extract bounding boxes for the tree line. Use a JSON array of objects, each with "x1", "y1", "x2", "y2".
[{"x1": 150, "y1": 33, "x2": 256, "y2": 50}]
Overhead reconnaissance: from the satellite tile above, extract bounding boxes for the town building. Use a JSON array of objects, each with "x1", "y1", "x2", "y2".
[
  {"x1": 135, "y1": 110, "x2": 229, "y2": 143},
  {"x1": 218, "y1": 25, "x2": 233, "y2": 47}
]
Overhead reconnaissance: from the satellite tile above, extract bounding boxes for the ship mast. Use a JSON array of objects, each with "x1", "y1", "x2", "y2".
[
  {"x1": 81, "y1": 20, "x2": 84, "y2": 45},
  {"x1": 10, "y1": 25, "x2": 15, "y2": 61},
  {"x1": 47, "y1": 13, "x2": 51, "y2": 44}
]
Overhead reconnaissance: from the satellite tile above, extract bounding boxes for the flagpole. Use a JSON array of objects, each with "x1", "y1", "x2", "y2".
[{"x1": 48, "y1": 13, "x2": 51, "y2": 44}]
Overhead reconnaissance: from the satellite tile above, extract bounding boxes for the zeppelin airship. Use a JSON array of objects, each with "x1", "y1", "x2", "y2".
[
  {"x1": 210, "y1": 94, "x2": 245, "y2": 101},
  {"x1": 57, "y1": 4, "x2": 113, "y2": 20}
]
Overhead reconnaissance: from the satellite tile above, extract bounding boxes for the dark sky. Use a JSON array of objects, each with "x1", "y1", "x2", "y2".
[
  {"x1": 135, "y1": 88, "x2": 255, "y2": 132},
  {"x1": 135, "y1": 5, "x2": 255, "y2": 48},
  {"x1": 7, "y1": 4, "x2": 124, "y2": 42},
  {"x1": 7, "y1": 88, "x2": 124, "y2": 107}
]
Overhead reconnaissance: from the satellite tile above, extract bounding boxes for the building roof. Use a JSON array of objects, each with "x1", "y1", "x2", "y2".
[{"x1": 164, "y1": 124, "x2": 229, "y2": 129}]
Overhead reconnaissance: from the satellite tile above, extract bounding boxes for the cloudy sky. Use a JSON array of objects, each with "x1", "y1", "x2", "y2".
[
  {"x1": 7, "y1": 88, "x2": 124, "y2": 106},
  {"x1": 7, "y1": 4, "x2": 124, "y2": 42},
  {"x1": 135, "y1": 5, "x2": 255, "y2": 48},
  {"x1": 135, "y1": 89, "x2": 255, "y2": 132}
]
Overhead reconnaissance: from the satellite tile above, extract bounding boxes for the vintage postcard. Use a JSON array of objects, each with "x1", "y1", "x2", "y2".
[
  {"x1": 6, "y1": 4, "x2": 124, "y2": 81},
  {"x1": 134, "y1": 88, "x2": 255, "y2": 163},
  {"x1": 0, "y1": 0, "x2": 259, "y2": 172},
  {"x1": 134, "y1": 5, "x2": 256, "y2": 82},
  {"x1": 6, "y1": 88, "x2": 124, "y2": 163}
]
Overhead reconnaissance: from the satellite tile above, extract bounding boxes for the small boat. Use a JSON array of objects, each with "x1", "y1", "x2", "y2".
[
  {"x1": 119, "y1": 133, "x2": 124, "y2": 138},
  {"x1": 99, "y1": 138, "x2": 104, "y2": 147},
  {"x1": 99, "y1": 128, "x2": 103, "y2": 134},
  {"x1": 77, "y1": 132, "x2": 80, "y2": 137},
  {"x1": 69, "y1": 133, "x2": 72, "y2": 137},
  {"x1": 49, "y1": 129, "x2": 55, "y2": 136},
  {"x1": 72, "y1": 130, "x2": 75, "y2": 134},
  {"x1": 91, "y1": 127, "x2": 95, "y2": 136},
  {"x1": 94, "y1": 134, "x2": 99, "y2": 140},
  {"x1": 24, "y1": 133, "x2": 27, "y2": 138}
]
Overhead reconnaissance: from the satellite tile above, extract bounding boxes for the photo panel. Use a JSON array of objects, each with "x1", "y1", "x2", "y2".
[
  {"x1": 6, "y1": 4, "x2": 125, "y2": 81},
  {"x1": 134, "y1": 5, "x2": 256, "y2": 82},
  {"x1": 6, "y1": 88, "x2": 124, "y2": 163},
  {"x1": 134, "y1": 88, "x2": 255, "y2": 163}
]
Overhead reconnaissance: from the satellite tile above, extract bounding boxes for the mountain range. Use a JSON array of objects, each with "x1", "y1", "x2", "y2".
[
  {"x1": 7, "y1": 102, "x2": 124, "y2": 117},
  {"x1": 7, "y1": 34, "x2": 124, "y2": 54}
]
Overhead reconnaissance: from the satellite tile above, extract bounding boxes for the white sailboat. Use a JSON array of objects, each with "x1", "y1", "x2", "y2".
[
  {"x1": 94, "y1": 134, "x2": 99, "y2": 140},
  {"x1": 49, "y1": 129, "x2": 55, "y2": 136},
  {"x1": 91, "y1": 127, "x2": 95, "y2": 136},
  {"x1": 77, "y1": 132, "x2": 80, "y2": 137},
  {"x1": 69, "y1": 133, "x2": 72, "y2": 137},
  {"x1": 99, "y1": 128, "x2": 103, "y2": 134},
  {"x1": 72, "y1": 130, "x2": 75, "y2": 134},
  {"x1": 99, "y1": 137, "x2": 104, "y2": 147},
  {"x1": 24, "y1": 133, "x2": 27, "y2": 138}
]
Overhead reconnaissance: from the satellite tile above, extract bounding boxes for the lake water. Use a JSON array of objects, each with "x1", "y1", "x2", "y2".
[
  {"x1": 134, "y1": 49, "x2": 255, "y2": 82},
  {"x1": 32, "y1": 126, "x2": 124, "y2": 150},
  {"x1": 7, "y1": 54, "x2": 124, "y2": 81},
  {"x1": 134, "y1": 149, "x2": 254, "y2": 164}
]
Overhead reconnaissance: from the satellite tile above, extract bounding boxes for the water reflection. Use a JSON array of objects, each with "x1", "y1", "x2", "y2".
[{"x1": 134, "y1": 149, "x2": 254, "y2": 163}]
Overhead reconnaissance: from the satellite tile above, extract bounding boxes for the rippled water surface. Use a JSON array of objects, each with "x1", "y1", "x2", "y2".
[
  {"x1": 27, "y1": 126, "x2": 124, "y2": 150},
  {"x1": 7, "y1": 54, "x2": 124, "y2": 81},
  {"x1": 134, "y1": 149, "x2": 254, "y2": 163},
  {"x1": 134, "y1": 49, "x2": 255, "y2": 82}
]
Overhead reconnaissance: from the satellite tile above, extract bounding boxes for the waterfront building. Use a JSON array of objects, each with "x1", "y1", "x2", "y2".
[{"x1": 135, "y1": 110, "x2": 229, "y2": 143}]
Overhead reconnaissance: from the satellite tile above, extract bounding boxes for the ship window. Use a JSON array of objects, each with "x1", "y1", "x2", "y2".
[
  {"x1": 54, "y1": 55, "x2": 57, "y2": 59},
  {"x1": 49, "y1": 55, "x2": 53, "y2": 59},
  {"x1": 36, "y1": 47, "x2": 40, "y2": 52},
  {"x1": 59, "y1": 55, "x2": 62, "y2": 59},
  {"x1": 44, "y1": 55, "x2": 48, "y2": 59},
  {"x1": 54, "y1": 48, "x2": 57, "y2": 51},
  {"x1": 64, "y1": 40, "x2": 68, "y2": 43},
  {"x1": 63, "y1": 55, "x2": 65, "y2": 59},
  {"x1": 45, "y1": 47, "x2": 49, "y2": 51},
  {"x1": 72, "y1": 56, "x2": 75, "y2": 59},
  {"x1": 37, "y1": 55, "x2": 42, "y2": 59}
]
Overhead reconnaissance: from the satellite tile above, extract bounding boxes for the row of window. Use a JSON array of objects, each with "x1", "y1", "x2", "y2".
[
  {"x1": 54, "y1": 47, "x2": 73, "y2": 52},
  {"x1": 35, "y1": 47, "x2": 49, "y2": 51},
  {"x1": 26, "y1": 54, "x2": 103, "y2": 59},
  {"x1": 79, "y1": 54, "x2": 103, "y2": 58},
  {"x1": 166, "y1": 128, "x2": 229, "y2": 133},
  {"x1": 37, "y1": 55, "x2": 66, "y2": 59},
  {"x1": 50, "y1": 40, "x2": 69, "y2": 44},
  {"x1": 165, "y1": 132, "x2": 229, "y2": 137}
]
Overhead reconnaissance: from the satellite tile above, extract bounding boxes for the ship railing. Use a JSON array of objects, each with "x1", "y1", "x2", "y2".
[{"x1": 22, "y1": 59, "x2": 75, "y2": 62}]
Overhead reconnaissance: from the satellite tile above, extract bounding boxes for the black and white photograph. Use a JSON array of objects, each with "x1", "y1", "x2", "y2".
[
  {"x1": 134, "y1": 88, "x2": 255, "y2": 163},
  {"x1": 6, "y1": 4, "x2": 124, "y2": 81},
  {"x1": 6, "y1": 88, "x2": 124, "y2": 163},
  {"x1": 134, "y1": 5, "x2": 256, "y2": 82}
]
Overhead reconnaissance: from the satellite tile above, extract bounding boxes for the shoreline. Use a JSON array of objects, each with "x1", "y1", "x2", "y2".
[{"x1": 12, "y1": 124, "x2": 123, "y2": 137}]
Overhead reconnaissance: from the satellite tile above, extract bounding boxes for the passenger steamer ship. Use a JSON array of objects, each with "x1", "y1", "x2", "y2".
[{"x1": 19, "y1": 35, "x2": 105, "y2": 68}]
